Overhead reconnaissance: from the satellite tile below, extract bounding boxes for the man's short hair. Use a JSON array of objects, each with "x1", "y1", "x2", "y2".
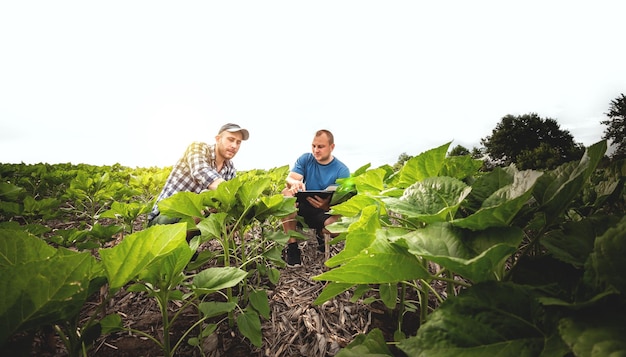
[{"x1": 315, "y1": 129, "x2": 334, "y2": 145}]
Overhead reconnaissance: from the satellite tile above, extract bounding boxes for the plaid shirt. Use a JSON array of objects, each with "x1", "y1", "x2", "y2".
[{"x1": 148, "y1": 142, "x2": 236, "y2": 221}]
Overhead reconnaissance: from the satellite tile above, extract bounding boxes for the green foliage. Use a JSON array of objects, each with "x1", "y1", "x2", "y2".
[
  {"x1": 516, "y1": 142, "x2": 566, "y2": 171},
  {"x1": 0, "y1": 162, "x2": 167, "y2": 252},
  {"x1": 99, "y1": 201, "x2": 152, "y2": 234},
  {"x1": 313, "y1": 139, "x2": 626, "y2": 356},
  {"x1": 0, "y1": 163, "x2": 293, "y2": 354},
  {"x1": 558, "y1": 309, "x2": 626, "y2": 356},
  {"x1": 0, "y1": 181, "x2": 63, "y2": 223},
  {"x1": 1, "y1": 138, "x2": 625, "y2": 356},
  {"x1": 128, "y1": 166, "x2": 171, "y2": 203},
  {"x1": 134, "y1": 167, "x2": 294, "y2": 348},
  {"x1": 398, "y1": 282, "x2": 547, "y2": 356},
  {"x1": 0, "y1": 163, "x2": 75, "y2": 199},
  {"x1": 22, "y1": 195, "x2": 61, "y2": 221},
  {"x1": 64, "y1": 171, "x2": 129, "y2": 223},
  {"x1": 100, "y1": 223, "x2": 252, "y2": 356}
]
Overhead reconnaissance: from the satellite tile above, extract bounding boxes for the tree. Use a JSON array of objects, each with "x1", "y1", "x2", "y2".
[
  {"x1": 515, "y1": 142, "x2": 564, "y2": 170},
  {"x1": 393, "y1": 152, "x2": 413, "y2": 171},
  {"x1": 481, "y1": 113, "x2": 584, "y2": 170},
  {"x1": 600, "y1": 93, "x2": 626, "y2": 159},
  {"x1": 448, "y1": 145, "x2": 470, "y2": 157}
]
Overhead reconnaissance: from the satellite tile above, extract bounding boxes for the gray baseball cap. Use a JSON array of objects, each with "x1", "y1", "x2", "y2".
[{"x1": 218, "y1": 123, "x2": 249, "y2": 140}]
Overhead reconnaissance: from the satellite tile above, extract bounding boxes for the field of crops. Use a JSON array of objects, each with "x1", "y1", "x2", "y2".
[{"x1": 2, "y1": 140, "x2": 626, "y2": 356}]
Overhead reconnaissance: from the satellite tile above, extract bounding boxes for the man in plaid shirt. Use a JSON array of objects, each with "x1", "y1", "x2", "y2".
[{"x1": 148, "y1": 123, "x2": 250, "y2": 226}]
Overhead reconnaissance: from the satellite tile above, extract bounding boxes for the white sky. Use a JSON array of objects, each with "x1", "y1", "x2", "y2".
[{"x1": 1, "y1": 1, "x2": 625, "y2": 172}]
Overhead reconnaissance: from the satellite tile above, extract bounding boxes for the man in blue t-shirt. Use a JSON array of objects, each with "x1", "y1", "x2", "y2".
[{"x1": 281, "y1": 129, "x2": 350, "y2": 267}]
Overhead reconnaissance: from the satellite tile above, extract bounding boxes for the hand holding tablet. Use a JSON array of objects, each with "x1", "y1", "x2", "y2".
[{"x1": 295, "y1": 186, "x2": 336, "y2": 207}]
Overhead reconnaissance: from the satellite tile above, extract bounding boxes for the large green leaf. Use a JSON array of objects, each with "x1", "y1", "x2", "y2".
[
  {"x1": 157, "y1": 191, "x2": 204, "y2": 219},
  {"x1": 192, "y1": 266, "x2": 248, "y2": 295},
  {"x1": 382, "y1": 177, "x2": 471, "y2": 224},
  {"x1": 325, "y1": 206, "x2": 381, "y2": 267},
  {"x1": 398, "y1": 282, "x2": 545, "y2": 357},
  {"x1": 507, "y1": 255, "x2": 604, "y2": 308},
  {"x1": 379, "y1": 283, "x2": 398, "y2": 309},
  {"x1": 237, "y1": 175, "x2": 270, "y2": 208},
  {"x1": 452, "y1": 169, "x2": 541, "y2": 230},
  {"x1": 0, "y1": 182, "x2": 24, "y2": 201},
  {"x1": 462, "y1": 167, "x2": 514, "y2": 213},
  {"x1": 352, "y1": 167, "x2": 387, "y2": 194},
  {"x1": 439, "y1": 155, "x2": 483, "y2": 181},
  {"x1": 252, "y1": 194, "x2": 296, "y2": 221},
  {"x1": 331, "y1": 174, "x2": 358, "y2": 205},
  {"x1": 139, "y1": 243, "x2": 194, "y2": 287},
  {"x1": 236, "y1": 309, "x2": 262, "y2": 347},
  {"x1": 533, "y1": 141, "x2": 606, "y2": 221},
  {"x1": 314, "y1": 233, "x2": 430, "y2": 284},
  {"x1": 202, "y1": 177, "x2": 243, "y2": 213},
  {"x1": 249, "y1": 289, "x2": 270, "y2": 320},
  {"x1": 88, "y1": 223, "x2": 124, "y2": 242},
  {"x1": 559, "y1": 308, "x2": 626, "y2": 357},
  {"x1": 542, "y1": 217, "x2": 610, "y2": 268},
  {"x1": 99, "y1": 313, "x2": 124, "y2": 334},
  {"x1": 197, "y1": 212, "x2": 228, "y2": 240},
  {"x1": 589, "y1": 215, "x2": 626, "y2": 294},
  {"x1": 330, "y1": 194, "x2": 381, "y2": 218},
  {"x1": 397, "y1": 223, "x2": 522, "y2": 282},
  {"x1": 0, "y1": 248, "x2": 102, "y2": 344},
  {"x1": 397, "y1": 142, "x2": 451, "y2": 188},
  {"x1": 99, "y1": 223, "x2": 188, "y2": 290},
  {"x1": 0, "y1": 222, "x2": 50, "y2": 237},
  {"x1": 0, "y1": 229, "x2": 56, "y2": 267},
  {"x1": 198, "y1": 301, "x2": 237, "y2": 319}
]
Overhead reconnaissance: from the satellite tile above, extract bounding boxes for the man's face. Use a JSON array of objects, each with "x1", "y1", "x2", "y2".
[
  {"x1": 215, "y1": 131, "x2": 243, "y2": 160},
  {"x1": 311, "y1": 133, "x2": 334, "y2": 164}
]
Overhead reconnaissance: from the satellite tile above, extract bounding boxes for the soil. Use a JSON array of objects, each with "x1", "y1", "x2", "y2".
[{"x1": 4, "y1": 227, "x2": 428, "y2": 357}]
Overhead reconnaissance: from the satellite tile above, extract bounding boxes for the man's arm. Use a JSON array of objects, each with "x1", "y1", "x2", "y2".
[
  {"x1": 208, "y1": 178, "x2": 225, "y2": 190},
  {"x1": 286, "y1": 172, "x2": 305, "y2": 191}
]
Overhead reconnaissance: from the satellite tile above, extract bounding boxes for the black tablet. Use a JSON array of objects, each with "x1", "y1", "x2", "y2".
[{"x1": 295, "y1": 190, "x2": 334, "y2": 204}]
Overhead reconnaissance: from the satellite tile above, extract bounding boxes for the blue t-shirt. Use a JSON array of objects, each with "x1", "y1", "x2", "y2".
[{"x1": 292, "y1": 153, "x2": 350, "y2": 190}]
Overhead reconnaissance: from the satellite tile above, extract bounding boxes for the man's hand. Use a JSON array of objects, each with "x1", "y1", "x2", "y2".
[
  {"x1": 285, "y1": 176, "x2": 305, "y2": 196},
  {"x1": 285, "y1": 172, "x2": 305, "y2": 194},
  {"x1": 307, "y1": 195, "x2": 331, "y2": 211},
  {"x1": 286, "y1": 185, "x2": 305, "y2": 196}
]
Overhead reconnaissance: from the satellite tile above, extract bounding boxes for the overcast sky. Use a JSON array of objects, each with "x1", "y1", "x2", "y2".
[{"x1": 1, "y1": 1, "x2": 625, "y2": 172}]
